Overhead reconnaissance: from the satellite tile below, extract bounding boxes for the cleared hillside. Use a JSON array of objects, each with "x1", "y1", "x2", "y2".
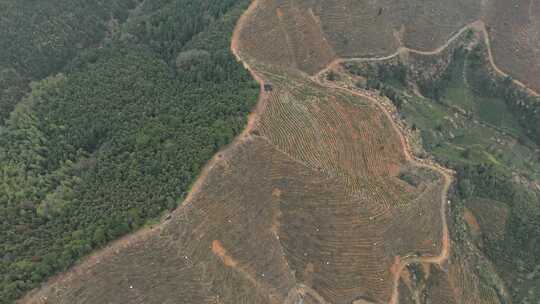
[{"x1": 236, "y1": 0, "x2": 540, "y2": 93}]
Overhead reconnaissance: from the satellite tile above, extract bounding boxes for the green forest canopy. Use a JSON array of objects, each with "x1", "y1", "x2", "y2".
[{"x1": 0, "y1": 0, "x2": 258, "y2": 302}]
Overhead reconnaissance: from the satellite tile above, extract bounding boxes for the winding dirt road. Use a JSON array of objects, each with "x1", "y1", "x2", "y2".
[
  {"x1": 314, "y1": 20, "x2": 539, "y2": 97},
  {"x1": 229, "y1": 0, "x2": 492, "y2": 303},
  {"x1": 317, "y1": 80, "x2": 453, "y2": 304},
  {"x1": 306, "y1": 18, "x2": 540, "y2": 303},
  {"x1": 307, "y1": 19, "x2": 540, "y2": 303}
]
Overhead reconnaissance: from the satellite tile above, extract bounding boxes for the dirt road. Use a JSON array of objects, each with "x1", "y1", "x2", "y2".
[
  {"x1": 232, "y1": 0, "x2": 455, "y2": 303},
  {"x1": 315, "y1": 20, "x2": 539, "y2": 97},
  {"x1": 308, "y1": 19, "x2": 540, "y2": 303},
  {"x1": 317, "y1": 80, "x2": 453, "y2": 304},
  {"x1": 472, "y1": 21, "x2": 539, "y2": 97}
]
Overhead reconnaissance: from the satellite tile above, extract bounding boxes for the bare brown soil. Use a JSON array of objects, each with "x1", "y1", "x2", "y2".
[
  {"x1": 463, "y1": 208, "x2": 482, "y2": 236},
  {"x1": 309, "y1": 66, "x2": 454, "y2": 303},
  {"x1": 485, "y1": 0, "x2": 540, "y2": 92},
  {"x1": 212, "y1": 240, "x2": 238, "y2": 268},
  {"x1": 234, "y1": 1, "x2": 454, "y2": 302},
  {"x1": 240, "y1": 0, "x2": 540, "y2": 92},
  {"x1": 236, "y1": 0, "x2": 482, "y2": 75},
  {"x1": 315, "y1": 20, "x2": 539, "y2": 96}
]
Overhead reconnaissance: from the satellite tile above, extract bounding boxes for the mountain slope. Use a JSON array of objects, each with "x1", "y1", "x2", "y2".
[{"x1": 8, "y1": 0, "x2": 540, "y2": 303}]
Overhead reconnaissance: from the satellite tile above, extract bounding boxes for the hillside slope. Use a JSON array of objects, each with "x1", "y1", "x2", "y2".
[
  {"x1": 12, "y1": 0, "x2": 540, "y2": 303},
  {"x1": 236, "y1": 0, "x2": 540, "y2": 92}
]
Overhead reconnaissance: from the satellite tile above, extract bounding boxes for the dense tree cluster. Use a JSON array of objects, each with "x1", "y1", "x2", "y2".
[
  {"x1": 0, "y1": 69, "x2": 26, "y2": 125},
  {"x1": 416, "y1": 45, "x2": 540, "y2": 285},
  {"x1": 346, "y1": 62, "x2": 407, "y2": 109},
  {"x1": 457, "y1": 45, "x2": 540, "y2": 271},
  {"x1": 456, "y1": 163, "x2": 540, "y2": 267},
  {"x1": 417, "y1": 48, "x2": 467, "y2": 102},
  {"x1": 123, "y1": 0, "x2": 241, "y2": 63},
  {"x1": 466, "y1": 45, "x2": 540, "y2": 146},
  {"x1": 0, "y1": 0, "x2": 257, "y2": 302},
  {"x1": 0, "y1": 0, "x2": 137, "y2": 124}
]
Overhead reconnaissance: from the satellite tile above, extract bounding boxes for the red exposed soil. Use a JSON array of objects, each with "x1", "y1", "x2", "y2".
[
  {"x1": 463, "y1": 208, "x2": 482, "y2": 236},
  {"x1": 212, "y1": 240, "x2": 238, "y2": 268}
]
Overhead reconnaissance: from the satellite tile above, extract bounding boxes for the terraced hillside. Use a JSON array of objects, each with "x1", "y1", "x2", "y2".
[{"x1": 17, "y1": 0, "x2": 540, "y2": 303}]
